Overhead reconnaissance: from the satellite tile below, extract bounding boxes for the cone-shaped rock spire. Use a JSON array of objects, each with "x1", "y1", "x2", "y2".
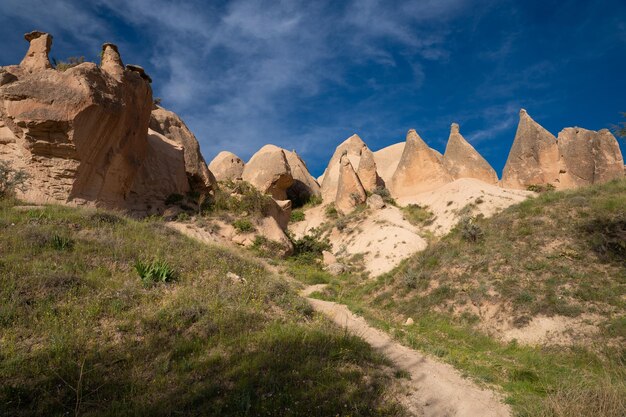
[
  {"x1": 357, "y1": 145, "x2": 383, "y2": 191},
  {"x1": 101, "y1": 43, "x2": 124, "y2": 81},
  {"x1": 320, "y1": 134, "x2": 366, "y2": 201},
  {"x1": 335, "y1": 152, "x2": 366, "y2": 214},
  {"x1": 389, "y1": 129, "x2": 452, "y2": 197},
  {"x1": 443, "y1": 123, "x2": 498, "y2": 184}
]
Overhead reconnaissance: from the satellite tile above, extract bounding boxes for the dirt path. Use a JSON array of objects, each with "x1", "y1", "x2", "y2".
[{"x1": 301, "y1": 285, "x2": 512, "y2": 417}]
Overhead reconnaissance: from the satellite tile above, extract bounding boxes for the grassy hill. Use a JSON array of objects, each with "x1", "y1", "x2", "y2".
[
  {"x1": 0, "y1": 199, "x2": 407, "y2": 416},
  {"x1": 315, "y1": 179, "x2": 626, "y2": 417}
]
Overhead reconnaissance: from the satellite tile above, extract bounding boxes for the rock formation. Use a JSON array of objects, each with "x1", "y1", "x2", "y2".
[
  {"x1": 208, "y1": 151, "x2": 245, "y2": 181},
  {"x1": 389, "y1": 129, "x2": 452, "y2": 197},
  {"x1": 335, "y1": 152, "x2": 366, "y2": 214},
  {"x1": 501, "y1": 110, "x2": 560, "y2": 189},
  {"x1": 373, "y1": 142, "x2": 404, "y2": 185},
  {"x1": 284, "y1": 149, "x2": 321, "y2": 206},
  {"x1": 100, "y1": 43, "x2": 124, "y2": 81},
  {"x1": 557, "y1": 127, "x2": 624, "y2": 187},
  {"x1": 149, "y1": 105, "x2": 216, "y2": 192},
  {"x1": 242, "y1": 144, "x2": 294, "y2": 200},
  {"x1": 356, "y1": 145, "x2": 383, "y2": 191},
  {"x1": 443, "y1": 123, "x2": 498, "y2": 185},
  {"x1": 320, "y1": 134, "x2": 366, "y2": 201},
  {"x1": 20, "y1": 31, "x2": 53, "y2": 72},
  {"x1": 0, "y1": 33, "x2": 153, "y2": 207}
]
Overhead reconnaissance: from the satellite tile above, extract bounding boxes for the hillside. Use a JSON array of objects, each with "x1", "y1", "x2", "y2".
[
  {"x1": 0, "y1": 198, "x2": 407, "y2": 416},
  {"x1": 312, "y1": 179, "x2": 626, "y2": 416}
]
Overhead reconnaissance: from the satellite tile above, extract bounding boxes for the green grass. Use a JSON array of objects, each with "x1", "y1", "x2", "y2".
[
  {"x1": 401, "y1": 204, "x2": 434, "y2": 226},
  {"x1": 315, "y1": 179, "x2": 626, "y2": 416},
  {"x1": 0, "y1": 199, "x2": 406, "y2": 416}
]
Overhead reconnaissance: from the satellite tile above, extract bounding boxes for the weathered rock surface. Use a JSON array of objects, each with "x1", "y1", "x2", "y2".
[
  {"x1": 242, "y1": 144, "x2": 294, "y2": 200},
  {"x1": 357, "y1": 145, "x2": 383, "y2": 191},
  {"x1": 20, "y1": 31, "x2": 53, "y2": 72},
  {"x1": 366, "y1": 193, "x2": 385, "y2": 210},
  {"x1": 443, "y1": 123, "x2": 498, "y2": 184},
  {"x1": 501, "y1": 110, "x2": 560, "y2": 189},
  {"x1": 149, "y1": 105, "x2": 216, "y2": 192},
  {"x1": 373, "y1": 142, "x2": 404, "y2": 185},
  {"x1": 335, "y1": 152, "x2": 366, "y2": 214},
  {"x1": 100, "y1": 43, "x2": 124, "y2": 81},
  {"x1": 557, "y1": 127, "x2": 624, "y2": 187},
  {"x1": 0, "y1": 34, "x2": 154, "y2": 207},
  {"x1": 284, "y1": 149, "x2": 321, "y2": 206},
  {"x1": 320, "y1": 134, "x2": 366, "y2": 201},
  {"x1": 208, "y1": 151, "x2": 245, "y2": 181},
  {"x1": 389, "y1": 129, "x2": 452, "y2": 197}
]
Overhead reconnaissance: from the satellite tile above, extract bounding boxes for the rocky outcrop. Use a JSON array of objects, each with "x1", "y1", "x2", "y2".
[
  {"x1": 208, "y1": 151, "x2": 245, "y2": 181},
  {"x1": 20, "y1": 31, "x2": 52, "y2": 72},
  {"x1": 356, "y1": 145, "x2": 383, "y2": 191},
  {"x1": 284, "y1": 149, "x2": 321, "y2": 206},
  {"x1": 242, "y1": 144, "x2": 294, "y2": 200},
  {"x1": 443, "y1": 123, "x2": 498, "y2": 185},
  {"x1": 335, "y1": 152, "x2": 366, "y2": 214},
  {"x1": 320, "y1": 134, "x2": 366, "y2": 201},
  {"x1": 501, "y1": 110, "x2": 560, "y2": 189},
  {"x1": 100, "y1": 43, "x2": 124, "y2": 81},
  {"x1": 0, "y1": 33, "x2": 154, "y2": 207},
  {"x1": 389, "y1": 129, "x2": 452, "y2": 197},
  {"x1": 557, "y1": 127, "x2": 624, "y2": 187},
  {"x1": 149, "y1": 105, "x2": 216, "y2": 192},
  {"x1": 374, "y1": 142, "x2": 404, "y2": 185}
]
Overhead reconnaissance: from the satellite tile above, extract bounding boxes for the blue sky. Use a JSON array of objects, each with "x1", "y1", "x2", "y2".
[{"x1": 1, "y1": 0, "x2": 625, "y2": 177}]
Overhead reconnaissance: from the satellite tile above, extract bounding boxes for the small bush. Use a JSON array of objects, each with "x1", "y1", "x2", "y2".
[
  {"x1": 402, "y1": 204, "x2": 434, "y2": 226},
  {"x1": 372, "y1": 187, "x2": 396, "y2": 205},
  {"x1": 458, "y1": 217, "x2": 483, "y2": 242},
  {"x1": 233, "y1": 218, "x2": 255, "y2": 233},
  {"x1": 527, "y1": 183, "x2": 556, "y2": 193},
  {"x1": 89, "y1": 212, "x2": 124, "y2": 226},
  {"x1": 53, "y1": 56, "x2": 85, "y2": 71},
  {"x1": 134, "y1": 259, "x2": 177, "y2": 284},
  {"x1": 51, "y1": 234, "x2": 74, "y2": 251},
  {"x1": 325, "y1": 204, "x2": 339, "y2": 219},
  {"x1": 291, "y1": 233, "x2": 331, "y2": 262},
  {"x1": 290, "y1": 210, "x2": 305, "y2": 222},
  {"x1": 0, "y1": 161, "x2": 28, "y2": 199}
]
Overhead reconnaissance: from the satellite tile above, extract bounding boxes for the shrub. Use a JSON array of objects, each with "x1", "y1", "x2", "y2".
[
  {"x1": 233, "y1": 218, "x2": 255, "y2": 233},
  {"x1": 51, "y1": 234, "x2": 74, "y2": 251},
  {"x1": 458, "y1": 217, "x2": 484, "y2": 243},
  {"x1": 53, "y1": 56, "x2": 85, "y2": 71},
  {"x1": 372, "y1": 187, "x2": 396, "y2": 205},
  {"x1": 290, "y1": 210, "x2": 305, "y2": 223},
  {"x1": 325, "y1": 203, "x2": 339, "y2": 219},
  {"x1": 134, "y1": 259, "x2": 177, "y2": 284},
  {"x1": 527, "y1": 183, "x2": 556, "y2": 193},
  {"x1": 292, "y1": 233, "x2": 331, "y2": 260},
  {"x1": 0, "y1": 161, "x2": 28, "y2": 199},
  {"x1": 402, "y1": 204, "x2": 434, "y2": 226}
]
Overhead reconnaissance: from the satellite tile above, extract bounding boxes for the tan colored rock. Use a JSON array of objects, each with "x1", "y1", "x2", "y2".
[
  {"x1": 20, "y1": 31, "x2": 52, "y2": 72},
  {"x1": 322, "y1": 250, "x2": 337, "y2": 265},
  {"x1": 256, "y1": 216, "x2": 294, "y2": 257},
  {"x1": 373, "y1": 142, "x2": 404, "y2": 185},
  {"x1": 100, "y1": 43, "x2": 124, "y2": 81},
  {"x1": 557, "y1": 127, "x2": 624, "y2": 187},
  {"x1": 389, "y1": 129, "x2": 452, "y2": 197},
  {"x1": 284, "y1": 149, "x2": 321, "y2": 206},
  {"x1": 266, "y1": 198, "x2": 292, "y2": 231},
  {"x1": 208, "y1": 151, "x2": 245, "y2": 181},
  {"x1": 335, "y1": 152, "x2": 367, "y2": 214},
  {"x1": 357, "y1": 145, "x2": 383, "y2": 191},
  {"x1": 366, "y1": 193, "x2": 385, "y2": 210},
  {"x1": 150, "y1": 105, "x2": 216, "y2": 192},
  {"x1": 443, "y1": 123, "x2": 498, "y2": 184},
  {"x1": 501, "y1": 109, "x2": 560, "y2": 189},
  {"x1": 242, "y1": 144, "x2": 294, "y2": 200},
  {"x1": 320, "y1": 134, "x2": 366, "y2": 201}
]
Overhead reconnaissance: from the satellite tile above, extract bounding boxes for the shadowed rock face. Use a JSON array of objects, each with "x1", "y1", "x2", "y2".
[
  {"x1": 242, "y1": 144, "x2": 294, "y2": 200},
  {"x1": 389, "y1": 129, "x2": 452, "y2": 197},
  {"x1": 501, "y1": 109, "x2": 560, "y2": 189},
  {"x1": 443, "y1": 123, "x2": 498, "y2": 185},
  {"x1": 284, "y1": 149, "x2": 321, "y2": 207},
  {"x1": 208, "y1": 151, "x2": 245, "y2": 181},
  {"x1": 357, "y1": 145, "x2": 383, "y2": 192},
  {"x1": 557, "y1": 127, "x2": 624, "y2": 187},
  {"x1": 335, "y1": 152, "x2": 366, "y2": 214},
  {"x1": 320, "y1": 134, "x2": 366, "y2": 201},
  {"x1": 149, "y1": 105, "x2": 216, "y2": 193}
]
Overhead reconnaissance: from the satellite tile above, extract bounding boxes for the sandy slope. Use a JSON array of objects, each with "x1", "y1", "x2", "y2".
[
  {"x1": 302, "y1": 285, "x2": 512, "y2": 417},
  {"x1": 397, "y1": 178, "x2": 533, "y2": 235}
]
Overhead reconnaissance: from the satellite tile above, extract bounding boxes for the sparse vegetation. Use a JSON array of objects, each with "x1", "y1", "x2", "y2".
[
  {"x1": 0, "y1": 199, "x2": 407, "y2": 416},
  {"x1": 53, "y1": 56, "x2": 85, "y2": 71},
  {"x1": 372, "y1": 187, "x2": 396, "y2": 205},
  {"x1": 233, "y1": 218, "x2": 255, "y2": 233},
  {"x1": 527, "y1": 183, "x2": 556, "y2": 193},
  {"x1": 402, "y1": 203, "x2": 434, "y2": 226},
  {"x1": 135, "y1": 259, "x2": 177, "y2": 284},
  {"x1": 315, "y1": 179, "x2": 626, "y2": 417},
  {"x1": 324, "y1": 203, "x2": 339, "y2": 219},
  {"x1": 0, "y1": 161, "x2": 28, "y2": 199},
  {"x1": 290, "y1": 209, "x2": 305, "y2": 222}
]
